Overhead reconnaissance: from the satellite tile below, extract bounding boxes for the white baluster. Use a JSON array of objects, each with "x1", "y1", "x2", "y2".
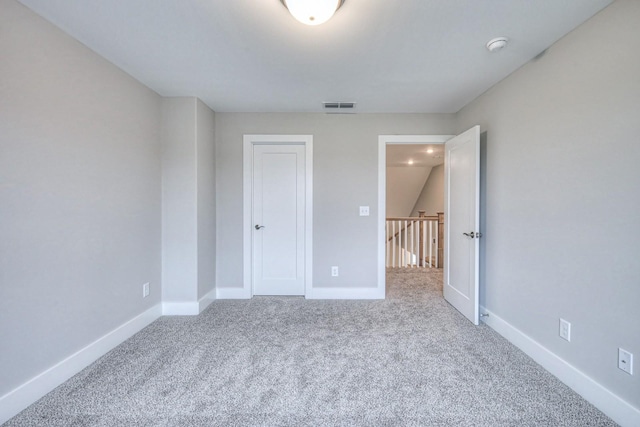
[
  {"x1": 398, "y1": 220, "x2": 402, "y2": 267},
  {"x1": 423, "y1": 220, "x2": 427, "y2": 269},
  {"x1": 386, "y1": 221, "x2": 389, "y2": 268},
  {"x1": 435, "y1": 220, "x2": 439, "y2": 269},
  {"x1": 392, "y1": 220, "x2": 396, "y2": 268},
  {"x1": 428, "y1": 220, "x2": 433, "y2": 268},
  {"x1": 399, "y1": 220, "x2": 403, "y2": 267},
  {"x1": 410, "y1": 221, "x2": 414, "y2": 267},
  {"x1": 403, "y1": 220, "x2": 408, "y2": 267},
  {"x1": 398, "y1": 221, "x2": 406, "y2": 267}
]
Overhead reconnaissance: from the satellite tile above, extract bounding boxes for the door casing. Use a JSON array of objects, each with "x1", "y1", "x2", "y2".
[{"x1": 243, "y1": 135, "x2": 313, "y2": 298}]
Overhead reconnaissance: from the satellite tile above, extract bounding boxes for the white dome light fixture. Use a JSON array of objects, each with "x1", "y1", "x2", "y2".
[
  {"x1": 486, "y1": 37, "x2": 509, "y2": 52},
  {"x1": 281, "y1": 0, "x2": 345, "y2": 26}
]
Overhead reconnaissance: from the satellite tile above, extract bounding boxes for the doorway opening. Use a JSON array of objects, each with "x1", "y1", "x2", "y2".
[
  {"x1": 378, "y1": 128, "x2": 481, "y2": 325},
  {"x1": 377, "y1": 135, "x2": 451, "y2": 298},
  {"x1": 385, "y1": 143, "x2": 445, "y2": 269}
]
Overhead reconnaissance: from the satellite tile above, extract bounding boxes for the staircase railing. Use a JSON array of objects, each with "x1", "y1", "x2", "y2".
[{"x1": 386, "y1": 211, "x2": 439, "y2": 268}]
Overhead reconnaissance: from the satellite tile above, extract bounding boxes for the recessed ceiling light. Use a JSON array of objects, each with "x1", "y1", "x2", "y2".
[
  {"x1": 427, "y1": 148, "x2": 434, "y2": 154},
  {"x1": 486, "y1": 37, "x2": 509, "y2": 52},
  {"x1": 408, "y1": 160, "x2": 414, "y2": 165}
]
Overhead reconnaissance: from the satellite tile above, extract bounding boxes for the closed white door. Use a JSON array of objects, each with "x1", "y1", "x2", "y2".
[
  {"x1": 252, "y1": 144, "x2": 305, "y2": 295},
  {"x1": 444, "y1": 126, "x2": 480, "y2": 325}
]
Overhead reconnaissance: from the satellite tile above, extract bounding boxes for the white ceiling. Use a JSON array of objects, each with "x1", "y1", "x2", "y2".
[{"x1": 17, "y1": 0, "x2": 613, "y2": 113}]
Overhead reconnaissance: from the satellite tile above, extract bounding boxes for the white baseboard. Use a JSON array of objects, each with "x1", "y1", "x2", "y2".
[
  {"x1": 0, "y1": 304, "x2": 162, "y2": 425},
  {"x1": 198, "y1": 288, "x2": 216, "y2": 313},
  {"x1": 306, "y1": 286, "x2": 385, "y2": 300},
  {"x1": 216, "y1": 286, "x2": 251, "y2": 299},
  {"x1": 215, "y1": 285, "x2": 385, "y2": 300},
  {"x1": 163, "y1": 289, "x2": 218, "y2": 315},
  {"x1": 480, "y1": 306, "x2": 640, "y2": 427}
]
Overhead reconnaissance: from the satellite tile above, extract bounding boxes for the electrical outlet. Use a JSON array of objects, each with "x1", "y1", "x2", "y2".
[
  {"x1": 143, "y1": 282, "x2": 150, "y2": 298},
  {"x1": 359, "y1": 206, "x2": 370, "y2": 216},
  {"x1": 618, "y1": 348, "x2": 633, "y2": 375},
  {"x1": 559, "y1": 318, "x2": 571, "y2": 342},
  {"x1": 331, "y1": 266, "x2": 339, "y2": 277}
]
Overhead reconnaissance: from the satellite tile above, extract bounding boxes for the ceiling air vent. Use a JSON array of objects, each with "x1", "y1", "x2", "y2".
[{"x1": 323, "y1": 102, "x2": 356, "y2": 113}]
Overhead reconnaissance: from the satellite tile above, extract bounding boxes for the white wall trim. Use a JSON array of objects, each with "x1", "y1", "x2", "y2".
[
  {"x1": 243, "y1": 135, "x2": 313, "y2": 298},
  {"x1": 306, "y1": 286, "x2": 384, "y2": 300},
  {"x1": 377, "y1": 135, "x2": 454, "y2": 298},
  {"x1": 0, "y1": 304, "x2": 162, "y2": 425},
  {"x1": 198, "y1": 288, "x2": 216, "y2": 313},
  {"x1": 163, "y1": 289, "x2": 216, "y2": 315},
  {"x1": 481, "y1": 306, "x2": 640, "y2": 427}
]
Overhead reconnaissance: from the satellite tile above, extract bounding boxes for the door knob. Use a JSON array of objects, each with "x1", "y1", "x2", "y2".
[{"x1": 255, "y1": 224, "x2": 265, "y2": 230}]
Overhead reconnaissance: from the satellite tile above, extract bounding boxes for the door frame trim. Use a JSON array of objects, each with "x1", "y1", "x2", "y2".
[
  {"x1": 243, "y1": 135, "x2": 313, "y2": 298},
  {"x1": 377, "y1": 135, "x2": 454, "y2": 294}
]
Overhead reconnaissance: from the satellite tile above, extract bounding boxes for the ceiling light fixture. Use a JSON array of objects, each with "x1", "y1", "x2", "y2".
[
  {"x1": 486, "y1": 37, "x2": 509, "y2": 52},
  {"x1": 408, "y1": 160, "x2": 414, "y2": 165},
  {"x1": 427, "y1": 148, "x2": 434, "y2": 154},
  {"x1": 280, "y1": 0, "x2": 345, "y2": 26}
]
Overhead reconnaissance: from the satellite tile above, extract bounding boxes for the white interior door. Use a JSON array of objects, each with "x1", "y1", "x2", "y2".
[
  {"x1": 444, "y1": 126, "x2": 480, "y2": 325},
  {"x1": 252, "y1": 144, "x2": 305, "y2": 295}
]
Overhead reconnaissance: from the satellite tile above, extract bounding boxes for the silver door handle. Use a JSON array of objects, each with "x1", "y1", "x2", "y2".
[
  {"x1": 463, "y1": 231, "x2": 482, "y2": 238},
  {"x1": 255, "y1": 224, "x2": 265, "y2": 230}
]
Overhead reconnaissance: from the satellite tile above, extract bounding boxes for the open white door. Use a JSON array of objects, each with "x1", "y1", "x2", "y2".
[{"x1": 444, "y1": 126, "x2": 481, "y2": 325}]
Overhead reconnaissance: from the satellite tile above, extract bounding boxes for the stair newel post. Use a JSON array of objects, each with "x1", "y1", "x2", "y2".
[{"x1": 418, "y1": 211, "x2": 425, "y2": 267}]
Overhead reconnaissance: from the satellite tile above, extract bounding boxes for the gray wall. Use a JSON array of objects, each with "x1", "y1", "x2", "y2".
[
  {"x1": 410, "y1": 163, "x2": 444, "y2": 217},
  {"x1": 162, "y1": 97, "x2": 216, "y2": 303},
  {"x1": 0, "y1": 0, "x2": 162, "y2": 396},
  {"x1": 196, "y1": 100, "x2": 217, "y2": 299},
  {"x1": 162, "y1": 98, "x2": 198, "y2": 302},
  {"x1": 386, "y1": 166, "x2": 431, "y2": 218},
  {"x1": 456, "y1": 0, "x2": 640, "y2": 408},
  {"x1": 215, "y1": 113, "x2": 456, "y2": 289}
]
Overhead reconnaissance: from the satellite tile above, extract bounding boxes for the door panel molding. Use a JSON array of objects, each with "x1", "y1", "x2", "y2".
[{"x1": 243, "y1": 135, "x2": 313, "y2": 298}]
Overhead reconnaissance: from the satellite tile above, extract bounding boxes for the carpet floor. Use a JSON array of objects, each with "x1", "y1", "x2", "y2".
[{"x1": 5, "y1": 269, "x2": 616, "y2": 426}]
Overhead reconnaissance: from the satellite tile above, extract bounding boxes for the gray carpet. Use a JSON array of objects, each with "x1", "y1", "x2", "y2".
[{"x1": 5, "y1": 269, "x2": 616, "y2": 426}]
